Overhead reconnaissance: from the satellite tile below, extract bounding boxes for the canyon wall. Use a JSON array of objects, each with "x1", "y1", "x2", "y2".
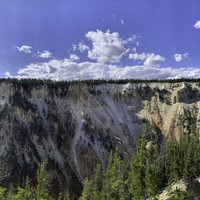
[{"x1": 0, "y1": 81, "x2": 199, "y2": 198}]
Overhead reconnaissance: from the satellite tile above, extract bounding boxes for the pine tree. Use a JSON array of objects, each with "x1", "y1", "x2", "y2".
[
  {"x1": 171, "y1": 139, "x2": 182, "y2": 181},
  {"x1": 155, "y1": 157, "x2": 164, "y2": 189},
  {"x1": 145, "y1": 165, "x2": 157, "y2": 199},
  {"x1": 92, "y1": 164, "x2": 104, "y2": 200},
  {"x1": 129, "y1": 133, "x2": 148, "y2": 199},
  {"x1": 184, "y1": 138, "x2": 194, "y2": 179},
  {"x1": 102, "y1": 150, "x2": 129, "y2": 199},
  {"x1": 0, "y1": 187, "x2": 6, "y2": 200},
  {"x1": 33, "y1": 160, "x2": 53, "y2": 200},
  {"x1": 11, "y1": 176, "x2": 33, "y2": 200},
  {"x1": 79, "y1": 178, "x2": 93, "y2": 200}
]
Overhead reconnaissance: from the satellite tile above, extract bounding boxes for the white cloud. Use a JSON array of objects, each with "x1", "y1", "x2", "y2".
[
  {"x1": 194, "y1": 20, "x2": 200, "y2": 29},
  {"x1": 136, "y1": 42, "x2": 139, "y2": 46},
  {"x1": 72, "y1": 44, "x2": 76, "y2": 51},
  {"x1": 86, "y1": 29, "x2": 130, "y2": 63},
  {"x1": 133, "y1": 47, "x2": 136, "y2": 53},
  {"x1": 70, "y1": 54, "x2": 80, "y2": 61},
  {"x1": 129, "y1": 53, "x2": 146, "y2": 61},
  {"x1": 121, "y1": 19, "x2": 124, "y2": 25},
  {"x1": 183, "y1": 53, "x2": 189, "y2": 58},
  {"x1": 15, "y1": 59, "x2": 108, "y2": 81},
  {"x1": 9, "y1": 57, "x2": 200, "y2": 81},
  {"x1": 13, "y1": 45, "x2": 32, "y2": 53},
  {"x1": 174, "y1": 54, "x2": 183, "y2": 62},
  {"x1": 144, "y1": 53, "x2": 165, "y2": 67},
  {"x1": 38, "y1": 50, "x2": 52, "y2": 58},
  {"x1": 174, "y1": 53, "x2": 189, "y2": 62},
  {"x1": 4, "y1": 71, "x2": 11, "y2": 77},
  {"x1": 124, "y1": 35, "x2": 136, "y2": 44},
  {"x1": 79, "y1": 41, "x2": 90, "y2": 53},
  {"x1": 129, "y1": 52, "x2": 165, "y2": 67}
]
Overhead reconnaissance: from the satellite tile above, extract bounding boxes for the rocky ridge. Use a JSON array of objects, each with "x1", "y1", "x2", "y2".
[{"x1": 0, "y1": 81, "x2": 200, "y2": 198}]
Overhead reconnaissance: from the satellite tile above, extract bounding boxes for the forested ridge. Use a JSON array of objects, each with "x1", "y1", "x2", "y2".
[{"x1": 1, "y1": 77, "x2": 200, "y2": 90}]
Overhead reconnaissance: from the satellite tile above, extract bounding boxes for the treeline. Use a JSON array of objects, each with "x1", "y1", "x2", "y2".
[
  {"x1": 79, "y1": 121, "x2": 200, "y2": 200},
  {"x1": 1, "y1": 77, "x2": 200, "y2": 90}
]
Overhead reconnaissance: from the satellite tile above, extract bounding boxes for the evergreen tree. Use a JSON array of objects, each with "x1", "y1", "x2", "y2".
[
  {"x1": 79, "y1": 178, "x2": 93, "y2": 200},
  {"x1": 0, "y1": 187, "x2": 6, "y2": 200},
  {"x1": 102, "y1": 150, "x2": 128, "y2": 199},
  {"x1": 145, "y1": 165, "x2": 157, "y2": 199},
  {"x1": 129, "y1": 133, "x2": 148, "y2": 199},
  {"x1": 92, "y1": 164, "x2": 104, "y2": 200}
]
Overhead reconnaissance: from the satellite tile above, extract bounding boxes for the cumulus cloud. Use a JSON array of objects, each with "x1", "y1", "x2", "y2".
[
  {"x1": 136, "y1": 42, "x2": 139, "y2": 46},
  {"x1": 38, "y1": 50, "x2": 53, "y2": 58},
  {"x1": 121, "y1": 19, "x2": 124, "y2": 25},
  {"x1": 70, "y1": 54, "x2": 80, "y2": 61},
  {"x1": 9, "y1": 57, "x2": 200, "y2": 81},
  {"x1": 194, "y1": 20, "x2": 200, "y2": 29},
  {"x1": 14, "y1": 58, "x2": 108, "y2": 81},
  {"x1": 4, "y1": 71, "x2": 11, "y2": 77},
  {"x1": 79, "y1": 41, "x2": 90, "y2": 53},
  {"x1": 86, "y1": 29, "x2": 130, "y2": 63},
  {"x1": 46, "y1": 65, "x2": 57, "y2": 73},
  {"x1": 129, "y1": 53, "x2": 146, "y2": 61},
  {"x1": 144, "y1": 53, "x2": 165, "y2": 67},
  {"x1": 129, "y1": 52, "x2": 165, "y2": 67},
  {"x1": 174, "y1": 54, "x2": 183, "y2": 62},
  {"x1": 13, "y1": 45, "x2": 32, "y2": 53},
  {"x1": 174, "y1": 53, "x2": 189, "y2": 62}
]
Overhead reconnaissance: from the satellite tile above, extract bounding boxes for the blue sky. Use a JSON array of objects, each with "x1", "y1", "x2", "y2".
[{"x1": 1, "y1": 0, "x2": 200, "y2": 81}]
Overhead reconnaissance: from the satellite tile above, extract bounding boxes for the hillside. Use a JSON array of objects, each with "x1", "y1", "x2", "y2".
[{"x1": 0, "y1": 79, "x2": 200, "y2": 198}]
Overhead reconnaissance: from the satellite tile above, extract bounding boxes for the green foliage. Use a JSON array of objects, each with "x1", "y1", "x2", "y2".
[
  {"x1": 168, "y1": 187, "x2": 194, "y2": 200},
  {"x1": 79, "y1": 178, "x2": 93, "y2": 200},
  {"x1": 1, "y1": 106, "x2": 200, "y2": 199},
  {"x1": 0, "y1": 187, "x2": 6, "y2": 200},
  {"x1": 2, "y1": 77, "x2": 200, "y2": 90},
  {"x1": 80, "y1": 116, "x2": 200, "y2": 199},
  {"x1": 0, "y1": 160, "x2": 68, "y2": 200}
]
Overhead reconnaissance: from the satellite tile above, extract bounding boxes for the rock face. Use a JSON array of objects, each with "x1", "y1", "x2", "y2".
[
  {"x1": 0, "y1": 81, "x2": 200, "y2": 199},
  {"x1": 147, "y1": 176, "x2": 200, "y2": 200}
]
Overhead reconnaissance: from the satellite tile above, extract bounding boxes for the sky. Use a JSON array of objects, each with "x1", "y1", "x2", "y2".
[{"x1": 1, "y1": 0, "x2": 200, "y2": 81}]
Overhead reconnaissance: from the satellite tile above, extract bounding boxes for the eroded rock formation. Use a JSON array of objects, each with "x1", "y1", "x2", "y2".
[{"x1": 0, "y1": 81, "x2": 200, "y2": 198}]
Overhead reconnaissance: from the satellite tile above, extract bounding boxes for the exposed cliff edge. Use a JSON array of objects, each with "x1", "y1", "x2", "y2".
[{"x1": 0, "y1": 81, "x2": 200, "y2": 199}]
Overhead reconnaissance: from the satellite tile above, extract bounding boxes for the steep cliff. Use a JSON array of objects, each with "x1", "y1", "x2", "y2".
[{"x1": 0, "y1": 81, "x2": 200, "y2": 199}]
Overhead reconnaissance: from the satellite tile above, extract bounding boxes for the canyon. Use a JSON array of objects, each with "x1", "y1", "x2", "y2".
[{"x1": 0, "y1": 81, "x2": 199, "y2": 199}]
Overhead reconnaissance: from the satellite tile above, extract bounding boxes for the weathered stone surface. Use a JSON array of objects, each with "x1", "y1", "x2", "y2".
[
  {"x1": 146, "y1": 176, "x2": 200, "y2": 200},
  {"x1": 0, "y1": 81, "x2": 200, "y2": 198}
]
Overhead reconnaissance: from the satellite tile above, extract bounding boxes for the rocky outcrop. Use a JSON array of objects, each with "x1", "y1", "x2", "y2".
[
  {"x1": 147, "y1": 176, "x2": 200, "y2": 200},
  {"x1": 0, "y1": 81, "x2": 200, "y2": 198}
]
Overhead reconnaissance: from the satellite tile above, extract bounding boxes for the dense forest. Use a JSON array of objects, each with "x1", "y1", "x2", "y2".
[
  {"x1": 0, "y1": 113, "x2": 200, "y2": 199},
  {"x1": 1, "y1": 77, "x2": 200, "y2": 91}
]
